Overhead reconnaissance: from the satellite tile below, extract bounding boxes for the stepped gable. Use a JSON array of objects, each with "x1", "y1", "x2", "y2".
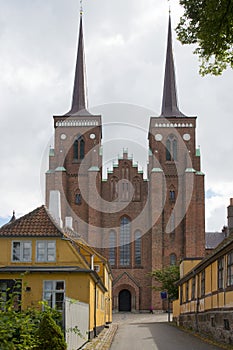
[{"x1": 0, "y1": 205, "x2": 64, "y2": 237}]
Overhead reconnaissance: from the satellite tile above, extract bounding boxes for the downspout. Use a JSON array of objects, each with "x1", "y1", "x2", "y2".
[
  {"x1": 195, "y1": 274, "x2": 199, "y2": 332},
  {"x1": 94, "y1": 281, "x2": 97, "y2": 337}
]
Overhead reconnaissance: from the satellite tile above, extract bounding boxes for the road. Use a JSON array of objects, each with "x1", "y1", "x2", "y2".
[{"x1": 110, "y1": 313, "x2": 223, "y2": 350}]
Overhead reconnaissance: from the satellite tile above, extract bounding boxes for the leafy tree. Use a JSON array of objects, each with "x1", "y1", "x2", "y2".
[
  {"x1": 176, "y1": 0, "x2": 233, "y2": 75},
  {"x1": 151, "y1": 265, "x2": 180, "y2": 301}
]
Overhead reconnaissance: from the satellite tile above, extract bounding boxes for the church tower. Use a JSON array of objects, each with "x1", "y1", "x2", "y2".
[
  {"x1": 148, "y1": 15, "x2": 205, "y2": 299},
  {"x1": 46, "y1": 11, "x2": 205, "y2": 312},
  {"x1": 46, "y1": 12, "x2": 103, "y2": 244}
]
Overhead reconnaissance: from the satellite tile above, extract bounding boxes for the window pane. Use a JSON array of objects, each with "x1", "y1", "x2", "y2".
[
  {"x1": 109, "y1": 231, "x2": 116, "y2": 266},
  {"x1": 56, "y1": 281, "x2": 64, "y2": 290},
  {"x1": 44, "y1": 281, "x2": 53, "y2": 291},
  {"x1": 135, "y1": 231, "x2": 141, "y2": 266},
  {"x1": 120, "y1": 217, "x2": 131, "y2": 266},
  {"x1": 55, "y1": 293, "x2": 64, "y2": 310},
  {"x1": 12, "y1": 242, "x2": 20, "y2": 261}
]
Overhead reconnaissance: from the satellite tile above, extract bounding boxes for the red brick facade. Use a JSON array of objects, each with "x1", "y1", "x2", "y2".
[{"x1": 45, "y1": 14, "x2": 205, "y2": 312}]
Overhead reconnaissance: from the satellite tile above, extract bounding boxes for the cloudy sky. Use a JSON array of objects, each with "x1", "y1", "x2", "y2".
[{"x1": 0, "y1": 0, "x2": 232, "y2": 231}]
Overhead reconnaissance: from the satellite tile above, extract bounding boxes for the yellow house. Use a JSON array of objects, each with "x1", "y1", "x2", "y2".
[
  {"x1": 173, "y1": 231, "x2": 233, "y2": 345},
  {"x1": 0, "y1": 205, "x2": 112, "y2": 343}
]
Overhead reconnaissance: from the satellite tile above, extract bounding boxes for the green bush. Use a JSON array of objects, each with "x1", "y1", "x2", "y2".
[{"x1": 36, "y1": 313, "x2": 67, "y2": 350}]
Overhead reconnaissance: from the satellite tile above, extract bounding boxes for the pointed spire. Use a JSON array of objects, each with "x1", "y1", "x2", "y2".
[
  {"x1": 67, "y1": 11, "x2": 88, "y2": 115},
  {"x1": 161, "y1": 14, "x2": 184, "y2": 117}
]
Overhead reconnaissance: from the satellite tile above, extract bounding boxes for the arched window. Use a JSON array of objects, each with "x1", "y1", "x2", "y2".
[
  {"x1": 170, "y1": 253, "x2": 177, "y2": 265},
  {"x1": 169, "y1": 186, "x2": 176, "y2": 202},
  {"x1": 73, "y1": 140, "x2": 79, "y2": 160},
  {"x1": 80, "y1": 138, "x2": 85, "y2": 159},
  {"x1": 109, "y1": 231, "x2": 116, "y2": 266},
  {"x1": 166, "y1": 135, "x2": 177, "y2": 161},
  {"x1": 120, "y1": 217, "x2": 131, "y2": 266},
  {"x1": 73, "y1": 135, "x2": 85, "y2": 160},
  {"x1": 134, "y1": 230, "x2": 141, "y2": 266},
  {"x1": 166, "y1": 139, "x2": 171, "y2": 161}
]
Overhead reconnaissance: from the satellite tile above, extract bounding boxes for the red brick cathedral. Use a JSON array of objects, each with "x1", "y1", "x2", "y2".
[{"x1": 46, "y1": 13, "x2": 205, "y2": 311}]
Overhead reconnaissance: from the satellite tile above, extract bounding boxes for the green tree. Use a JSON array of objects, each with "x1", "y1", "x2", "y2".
[
  {"x1": 36, "y1": 313, "x2": 67, "y2": 350},
  {"x1": 151, "y1": 265, "x2": 180, "y2": 301},
  {"x1": 176, "y1": 0, "x2": 233, "y2": 75}
]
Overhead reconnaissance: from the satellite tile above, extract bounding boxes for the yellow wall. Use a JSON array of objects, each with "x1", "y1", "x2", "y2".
[{"x1": 0, "y1": 236, "x2": 113, "y2": 333}]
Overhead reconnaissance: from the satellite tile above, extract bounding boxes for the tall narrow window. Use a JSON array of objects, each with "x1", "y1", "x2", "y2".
[
  {"x1": 166, "y1": 135, "x2": 177, "y2": 161},
  {"x1": 134, "y1": 231, "x2": 141, "y2": 266},
  {"x1": 109, "y1": 230, "x2": 116, "y2": 266},
  {"x1": 191, "y1": 277, "x2": 195, "y2": 300},
  {"x1": 73, "y1": 140, "x2": 79, "y2": 159},
  {"x1": 120, "y1": 217, "x2": 131, "y2": 266},
  {"x1": 166, "y1": 139, "x2": 171, "y2": 161},
  {"x1": 218, "y1": 257, "x2": 224, "y2": 289},
  {"x1": 173, "y1": 139, "x2": 177, "y2": 161},
  {"x1": 73, "y1": 135, "x2": 85, "y2": 160},
  {"x1": 80, "y1": 138, "x2": 85, "y2": 159},
  {"x1": 201, "y1": 271, "x2": 205, "y2": 297},
  {"x1": 227, "y1": 251, "x2": 233, "y2": 286}
]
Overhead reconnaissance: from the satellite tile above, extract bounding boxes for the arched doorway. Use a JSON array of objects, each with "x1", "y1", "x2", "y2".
[{"x1": 119, "y1": 289, "x2": 131, "y2": 311}]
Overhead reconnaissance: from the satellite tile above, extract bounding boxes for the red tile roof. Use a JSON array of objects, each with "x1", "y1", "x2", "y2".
[{"x1": 0, "y1": 205, "x2": 64, "y2": 237}]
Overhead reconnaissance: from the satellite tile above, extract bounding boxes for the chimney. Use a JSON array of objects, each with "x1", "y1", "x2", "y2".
[
  {"x1": 65, "y1": 216, "x2": 73, "y2": 230},
  {"x1": 227, "y1": 198, "x2": 233, "y2": 234},
  {"x1": 49, "y1": 190, "x2": 63, "y2": 228}
]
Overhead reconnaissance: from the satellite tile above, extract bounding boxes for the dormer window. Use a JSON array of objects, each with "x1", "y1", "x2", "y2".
[{"x1": 12, "y1": 241, "x2": 32, "y2": 262}]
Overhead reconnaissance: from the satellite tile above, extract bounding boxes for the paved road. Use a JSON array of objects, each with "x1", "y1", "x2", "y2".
[{"x1": 110, "y1": 313, "x2": 223, "y2": 350}]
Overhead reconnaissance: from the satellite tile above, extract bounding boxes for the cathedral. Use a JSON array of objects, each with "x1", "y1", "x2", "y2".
[{"x1": 46, "y1": 11, "x2": 205, "y2": 312}]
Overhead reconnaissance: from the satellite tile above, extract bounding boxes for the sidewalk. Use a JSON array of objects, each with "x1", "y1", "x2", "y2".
[{"x1": 81, "y1": 323, "x2": 118, "y2": 350}]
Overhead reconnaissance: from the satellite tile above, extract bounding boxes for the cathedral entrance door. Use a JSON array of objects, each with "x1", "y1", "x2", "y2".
[{"x1": 119, "y1": 289, "x2": 131, "y2": 311}]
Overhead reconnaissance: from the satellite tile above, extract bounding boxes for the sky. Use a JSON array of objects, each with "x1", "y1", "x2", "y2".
[{"x1": 0, "y1": 0, "x2": 233, "y2": 231}]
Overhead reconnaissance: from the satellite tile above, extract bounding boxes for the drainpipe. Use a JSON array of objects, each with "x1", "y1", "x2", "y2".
[
  {"x1": 94, "y1": 281, "x2": 97, "y2": 337},
  {"x1": 195, "y1": 274, "x2": 199, "y2": 332}
]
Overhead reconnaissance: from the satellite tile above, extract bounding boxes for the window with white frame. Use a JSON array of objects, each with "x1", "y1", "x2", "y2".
[
  {"x1": 12, "y1": 241, "x2": 32, "y2": 262},
  {"x1": 36, "y1": 241, "x2": 56, "y2": 262},
  {"x1": 43, "y1": 280, "x2": 65, "y2": 311}
]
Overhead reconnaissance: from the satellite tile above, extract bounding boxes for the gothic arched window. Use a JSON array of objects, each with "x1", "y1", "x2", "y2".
[
  {"x1": 166, "y1": 135, "x2": 177, "y2": 161},
  {"x1": 73, "y1": 135, "x2": 85, "y2": 160},
  {"x1": 109, "y1": 230, "x2": 116, "y2": 266},
  {"x1": 73, "y1": 140, "x2": 79, "y2": 160},
  {"x1": 80, "y1": 138, "x2": 85, "y2": 159},
  {"x1": 134, "y1": 230, "x2": 141, "y2": 266},
  {"x1": 120, "y1": 217, "x2": 131, "y2": 266}
]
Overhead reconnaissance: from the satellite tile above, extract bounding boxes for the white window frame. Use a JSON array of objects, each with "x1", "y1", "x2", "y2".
[
  {"x1": 43, "y1": 280, "x2": 65, "y2": 311},
  {"x1": 36, "y1": 240, "x2": 56, "y2": 262},
  {"x1": 12, "y1": 241, "x2": 32, "y2": 262}
]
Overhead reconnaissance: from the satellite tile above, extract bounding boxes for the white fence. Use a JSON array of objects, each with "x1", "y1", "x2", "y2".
[{"x1": 65, "y1": 297, "x2": 89, "y2": 350}]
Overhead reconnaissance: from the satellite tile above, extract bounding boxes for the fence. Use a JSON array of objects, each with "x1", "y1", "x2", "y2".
[{"x1": 65, "y1": 297, "x2": 89, "y2": 350}]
